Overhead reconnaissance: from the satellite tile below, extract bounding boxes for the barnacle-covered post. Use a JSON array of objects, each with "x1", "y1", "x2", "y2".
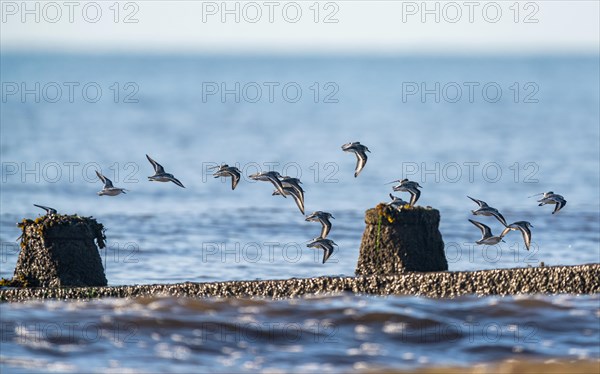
[
  {"x1": 355, "y1": 204, "x2": 447, "y2": 275},
  {"x1": 12, "y1": 214, "x2": 108, "y2": 287}
]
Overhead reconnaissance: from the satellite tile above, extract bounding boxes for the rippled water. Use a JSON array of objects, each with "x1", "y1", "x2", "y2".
[
  {"x1": 1, "y1": 54, "x2": 599, "y2": 371},
  {"x1": 1, "y1": 294, "x2": 599, "y2": 373}
]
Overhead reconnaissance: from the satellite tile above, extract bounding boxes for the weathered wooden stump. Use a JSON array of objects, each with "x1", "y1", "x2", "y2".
[
  {"x1": 12, "y1": 214, "x2": 107, "y2": 287},
  {"x1": 355, "y1": 204, "x2": 447, "y2": 275}
]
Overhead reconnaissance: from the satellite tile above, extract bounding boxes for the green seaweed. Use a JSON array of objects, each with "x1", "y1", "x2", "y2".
[{"x1": 0, "y1": 274, "x2": 28, "y2": 288}]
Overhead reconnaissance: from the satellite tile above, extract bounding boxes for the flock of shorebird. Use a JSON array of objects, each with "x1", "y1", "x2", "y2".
[
  {"x1": 32, "y1": 141, "x2": 566, "y2": 264},
  {"x1": 383, "y1": 182, "x2": 566, "y2": 252},
  {"x1": 464, "y1": 192, "x2": 566, "y2": 251}
]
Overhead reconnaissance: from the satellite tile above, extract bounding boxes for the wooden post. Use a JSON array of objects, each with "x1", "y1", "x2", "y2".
[{"x1": 356, "y1": 204, "x2": 448, "y2": 275}]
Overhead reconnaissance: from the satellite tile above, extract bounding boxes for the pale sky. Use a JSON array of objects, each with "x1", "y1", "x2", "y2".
[{"x1": 1, "y1": 1, "x2": 599, "y2": 54}]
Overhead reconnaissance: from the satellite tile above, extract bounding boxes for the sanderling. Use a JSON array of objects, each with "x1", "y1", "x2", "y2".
[
  {"x1": 146, "y1": 154, "x2": 185, "y2": 188},
  {"x1": 532, "y1": 191, "x2": 567, "y2": 214},
  {"x1": 305, "y1": 211, "x2": 335, "y2": 239},
  {"x1": 501, "y1": 221, "x2": 533, "y2": 251},
  {"x1": 33, "y1": 204, "x2": 57, "y2": 215},
  {"x1": 387, "y1": 193, "x2": 410, "y2": 210},
  {"x1": 468, "y1": 219, "x2": 505, "y2": 245},
  {"x1": 96, "y1": 170, "x2": 127, "y2": 196},
  {"x1": 210, "y1": 164, "x2": 241, "y2": 190},
  {"x1": 307, "y1": 237, "x2": 338, "y2": 264},
  {"x1": 249, "y1": 171, "x2": 287, "y2": 197},
  {"x1": 341, "y1": 142, "x2": 370, "y2": 177},
  {"x1": 272, "y1": 187, "x2": 305, "y2": 214},
  {"x1": 467, "y1": 196, "x2": 507, "y2": 227},
  {"x1": 391, "y1": 179, "x2": 422, "y2": 206}
]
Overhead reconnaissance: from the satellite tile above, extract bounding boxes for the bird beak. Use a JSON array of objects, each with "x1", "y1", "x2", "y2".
[{"x1": 384, "y1": 180, "x2": 398, "y2": 185}]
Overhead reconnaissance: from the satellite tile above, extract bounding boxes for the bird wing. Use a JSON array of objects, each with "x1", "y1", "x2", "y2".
[
  {"x1": 305, "y1": 212, "x2": 317, "y2": 221},
  {"x1": 96, "y1": 171, "x2": 114, "y2": 188},
  {"x1": 33, "y1": 204, "x2": 56, "y2": 214},
  {"x1": 353, "y1": 150, "x2": 368, "y2": 177},
  {"x1": 467, "y1": 196, "x2": 487, "y2": 208},
  {"x1": 266, "y1": 174, "x2": 287, "y2": 197},
  {"x1": 553, "y1": 199, "x2": 567, "y2": 214},
  {"x1": 490, "y1": 210, "x2": 507, "y2": 227},
  {"x1": 409, "y1": 188, "x2": 421, "y2": 206},
  {"x1": 468, "y1": 219, "x2": 492, "y2": 239},
  {"x1": 95, "y1": 170, "x2": 107, "y2": 184},
  {"x1": 169, "y1": 176, "x2": 185, "y2": 188},
  {"x1": 283, "y1": 180, "x2": 304, "y2": 203},
  {"x1": 322, "y1": 245, "x2": 334, "y2": 264},
  {"x1": 517, "y1": 225, "x2": 532, "y2": 250},
  {"x1": 319, "y1": 218, "x2": 332, "y2": 238},
  {"x1": 323, "y1": 240, "x2": 338, "y2": 263},
  {"x1": 318, "y1": 240, "x2": 337, "y2": 263},
  {"x1": 146, "y1": 154, "x2": 165, "y2": 174},
  {"x1": 229, "y1": 169, "x2": 241, "y2": 190},
  {"x1": 291, "y1": 192, "x2": 305, "y2": 215}
]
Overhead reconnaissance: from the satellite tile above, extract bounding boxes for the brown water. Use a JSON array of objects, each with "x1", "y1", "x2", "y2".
[{"x1": 1, "y1": 294, "x2": 598, "y2": 373}]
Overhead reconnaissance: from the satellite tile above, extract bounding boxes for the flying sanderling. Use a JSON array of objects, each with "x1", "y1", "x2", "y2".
[
  {"x1": 467, "y1": 196, "x2": 507, "y2": 227},
  {"x1": 210, "y1": 164, "x2": 241, "y2": 190},
  {"x1": 532, "y1": 191, "x2": 567, "y2": 214},
  {"x1": 341, "y1": 142, "x2": 370, "y2": 177},
  {"x1": 96, "y1": 170, "x2": 127, "y2": 196},
  {"x1": 146, "y1": 154, "x2": 185, "y2": 188}
]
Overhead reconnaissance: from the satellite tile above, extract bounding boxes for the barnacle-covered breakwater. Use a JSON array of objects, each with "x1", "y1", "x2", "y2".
[
  {"x1": 1, "y1": 263, "x2": 598, "y2": 302},
  {"x1": 1, "y1": 209, "x2": 598, "y2": 302}
]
